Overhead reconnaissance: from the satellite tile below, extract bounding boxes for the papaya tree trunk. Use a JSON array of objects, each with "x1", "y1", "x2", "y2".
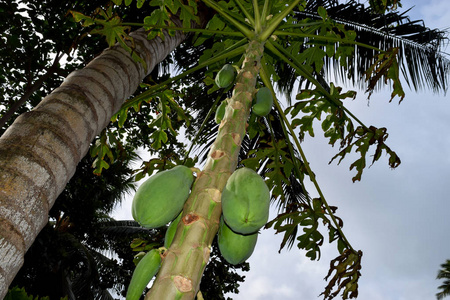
[
  {"x1": 0, "y1": 27, "x2": 187, "y2": 298},
  {"x1": 146, "y1": 39, "x2": 265, "y2": 300}
]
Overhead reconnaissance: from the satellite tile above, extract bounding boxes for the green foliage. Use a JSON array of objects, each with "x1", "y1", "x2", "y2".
[
  {"x1": 267, "y1": 198, "x2": 345, "y2": 260},
  {"x1": 321, "y1": 250, "x2": 363, "y2": 300},
  {"x1": 329, "y1": 125, "x2": 401, "y2": 182},
  {"x1": 147, "y1": 91, "x2": 191, "y2": 149},
  {"x1": 365, "y1": 47, "x2": 405, "y2": 102},
  {"x1": 5, "y1": 287, "x2": 52, "y2": 300},
  {"x1": 369, "y1": 0, "x2": 402, "y2": 13},
  {"x1": 8, "y1": 0, "x2": 449, "y2": 299},
  {"x1": 287, "y1": 83, "x2": 400, "y2": 182},
  {"x1": 69, "y1": 6, "x2": 147, "y2": 68},
  {"x1": 90, "y1": 129, "x2": 116, "y2": 175},
  {"x1": 436, "y1": 259, "x2": 450, "y2": 300}
]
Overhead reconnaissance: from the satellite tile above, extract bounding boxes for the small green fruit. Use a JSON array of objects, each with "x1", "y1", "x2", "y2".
[
  {"x1": 221, "y1": 167, "x2": 270, "y2": 234},
  {"x1": 215, "y1": 64, "x2": 236, "y2": 88},
  {"x1": 164, "y1": 212, "x2": 182, "y2": 248},
  {"x1": 252, "y1": 87, "x2": 273, "y2": 117},
  {"x1": 215, "y1": 100, "x2": 227, "y2": 124},
  {"x1": 132, "y1": 166, "x2": 194, "y2": 229},
  {"x1": 218, "y1": 218, "x2": 258, "y2": 265},
  {"x1": 126, "y1": 249, "x2": 162, "y2": 300}
]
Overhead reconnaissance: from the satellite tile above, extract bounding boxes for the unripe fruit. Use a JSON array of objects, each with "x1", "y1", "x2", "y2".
[
  {"x1": 252, "y1": 87, "x2": 273, "y2": 117},
  {"x1": 215, "y1": 100, "x2": 227, "y2": 124},
  {"x1": 126, "y1": 249, "x2": 162, "y2": 300},
  {"x1": 164, "y1": 212, "x2": 182, "y2": 248},
  {"x1": 215, "y1": 64, "x2": 236, "y2": 88},
  {"x1": 132, "y1": 166, "x2": 194, "y2": 229},
  {"x1": 221, "y1": 167, "x2": 270, "y2": 234},
  {"x1": 218, "y1": 218, "x2": 258, "y2": 265}
]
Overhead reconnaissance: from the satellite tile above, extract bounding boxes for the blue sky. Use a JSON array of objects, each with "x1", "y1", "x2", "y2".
[{"x1": 113, "y1": 1, "x2": 450, "y2": 299}]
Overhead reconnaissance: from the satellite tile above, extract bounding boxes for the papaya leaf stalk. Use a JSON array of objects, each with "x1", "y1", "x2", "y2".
[{"x1": 145, "y1": 39, "x2": 265, "y2": 299}]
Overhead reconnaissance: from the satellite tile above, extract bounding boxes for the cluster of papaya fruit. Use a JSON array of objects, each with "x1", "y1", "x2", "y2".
[
  {"x1": 127, "y1": 165, "x2": 194, "y2": 300},
  {"x1": 127, "y1": 166, "x2": 270, "y2": 297},
  {"x1": 214, "y1": 64, "x2": 274, "y2": 123},
  {"x1": 218, "y1": 167, "x2": 270, "y2": 265}
]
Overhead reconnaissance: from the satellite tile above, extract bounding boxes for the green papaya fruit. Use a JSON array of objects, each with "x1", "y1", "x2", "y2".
[
  {"x1": 132, "y1": 165, "x2": 194, "y2": 229},
  {"x1": 215, "y1": 100, "x2": 227, "y2": 124},
  {"x1": 126, "y1": 249, "x2": 162, "y2": 300},
  {"x1": 215, "y1": 64, "x2": 236, "y2": 88},
  {"x1": 252, "y1": 87, "x2": 273, "y2": 117},
  {"x1": 221, "y1": 167, "x2": 270, "y2": 234},
  {"x1": 164, "y1": 212, "x2": 182, "y2": 248},
  {"x1": 218, "y1": 218, "x2": 258, "y2": 265}
]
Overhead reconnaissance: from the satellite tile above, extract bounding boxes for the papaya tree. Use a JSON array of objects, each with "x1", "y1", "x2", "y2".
[{"x1": 1, "y1": 0, "x2": 449, "y2": 299}]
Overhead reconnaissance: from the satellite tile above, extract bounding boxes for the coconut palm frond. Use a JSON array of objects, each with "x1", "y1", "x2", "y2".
[
  {"x1": 437, "y1": 260, "x2": 450, "y2": 300},
  {"x1": 97, "y1": 220, "x2": 159, "y2": 237},
  {"x1": 299, "y1": 0, "x2": 450, "y2": 94}
]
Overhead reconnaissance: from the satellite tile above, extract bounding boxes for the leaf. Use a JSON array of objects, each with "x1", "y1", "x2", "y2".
[
  {"x1": 151, "y1": 129, "x2": 168, "y2": 149},
  {"x1": 321, "y1": 250, "x2": 363, "y2": 300},
  {"x1": 365, "y1": 47, "x2": 405, "y2": 103},
  {"x1": 137, "y1": 0, "x2": 145, "y2": 9},
  {"x1": 317, "y1": 6, "x2": 328, "y2": 20},
  {"x1": 329, "y1": 125, "x2": 401, "y2": 182}
]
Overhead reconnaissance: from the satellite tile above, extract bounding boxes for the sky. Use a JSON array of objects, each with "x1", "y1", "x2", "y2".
[{"x1": 112, "y1": 1, "x2": 450, "y2": 299}]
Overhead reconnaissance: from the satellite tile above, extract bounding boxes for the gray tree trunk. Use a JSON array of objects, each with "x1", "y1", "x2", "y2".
[{"x1": 0, "y1": 28, "x2": 186, "y2": 298}]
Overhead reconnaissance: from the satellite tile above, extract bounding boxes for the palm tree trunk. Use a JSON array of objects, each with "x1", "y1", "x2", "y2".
[
  {"x1": 145, "y1": 39, "x2": 265, "y2": 300},
  {"x1": 0, "y1": 27, "x2": 187, "y2": 298}
]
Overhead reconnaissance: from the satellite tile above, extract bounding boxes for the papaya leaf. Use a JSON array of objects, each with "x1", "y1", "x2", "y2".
[
  {"x1": 86, "y1": 7, "x2": 131, "y2": 47},
  {"x1": 144, "y1": 0, "x2": 199, "y2": 38},
  {"x1": 288, "y1": 84, "x2": 399, "y2": 181},
  {"x1": 145, "y1": 90, "x2": 191, "y2": 150},
  {"x1": 266, "y1": 205, "x2": 323, "y2": 260},
  {"x1": 242, "y1": 138, "x2": 294, "y2": 201},
  {"x1": 70, "y1": 6, "x2": 147, "y2": 67},
  {"x1": 90, "y1": 130, "x2": 115, "y2": 175},
  {"x1": 329, "y1": 125, "x2": 401, "y2": 182},
  {"x1": 321, "y1": 249, "x2": 363, "y2": 300},
  {"x1": 365, "y1": 47, "x2": 405, "y2": 102},
  {"x1": 137, "y1": 0, "x2": 145, "y2": 9},
  {"x1": 144, "y1": 10, "x2": 170, "y2": 40},
  {"x1": 265, "y1": 211, "x2": 303, "y2": 252},
  {"x1": 68, "y1": 10, "x2": 95, "y2": 26},
  {"x1": 134, "y1": 158, "x2": 166, "y2": 181}
]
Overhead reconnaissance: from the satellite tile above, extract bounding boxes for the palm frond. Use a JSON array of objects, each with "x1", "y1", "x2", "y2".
[
  {"x1": 436, "y1": 260, "x2": 450, "y2": 299},
  {"x1": 97, "y1": 219, "x2": 158, "y2": 237},
  {"x1": 299, "y1": 0, "x2": 450, "y2": 94}
]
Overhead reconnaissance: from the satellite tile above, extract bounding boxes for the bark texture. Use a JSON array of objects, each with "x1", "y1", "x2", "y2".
[{"x1": 0, "y1": 28, "x2": 186, "y2": 298}]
